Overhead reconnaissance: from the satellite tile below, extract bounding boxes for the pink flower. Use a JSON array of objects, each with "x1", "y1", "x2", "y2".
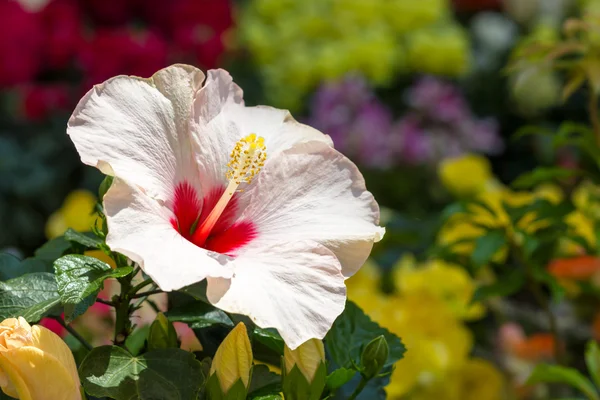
[
  {"x1": 39, "y1": 317, "x2": 67, "y2": 337},
  {"x1": 20, "y1": 83, "x2": 70, "y2": 121},
  {"x1": 40, "y1": 0, "x2": 82, "y2": 70},
  {"x1": 0, "y1": 0, "x2": 44, "y2": 87},
  {"x1": 67, "y1": 65, "x2": 384, "y2": 348},
  {"x1": 79, "y1": 28, "x2": 168, "y2": 90}
]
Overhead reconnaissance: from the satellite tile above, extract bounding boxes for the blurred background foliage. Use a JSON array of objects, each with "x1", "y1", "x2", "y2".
[{"x1": 7, "y1": 0, "x2": 600, "y2": 398}]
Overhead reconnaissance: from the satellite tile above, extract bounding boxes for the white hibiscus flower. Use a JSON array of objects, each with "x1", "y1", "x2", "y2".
[{"x1": 67, "y1": 64, "x2": 384, "y2": 348}]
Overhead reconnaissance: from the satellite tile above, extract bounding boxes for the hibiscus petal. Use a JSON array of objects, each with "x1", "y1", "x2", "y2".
[
  {"x1": 206, "y1": 241, "x2": 346, "y2": 350},
  {"x1": 68, "y1": 65, "x2": 205, "y2": 201},
  {"x1": 191, "y1": 69, "x2": 333, "y2": 195},
  {"x1": 104, "y1": 178, "x2": 233, "y2": 291},
  {"x1": 238, "y1": 141, "x2": 384, "y2": 278}
]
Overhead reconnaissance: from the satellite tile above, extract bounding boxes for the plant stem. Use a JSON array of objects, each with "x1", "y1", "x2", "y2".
[
  {"x1": 95, "y1": 298, "x2": 114, "y2": 307},
  {"x1": 53, "y1": 317, "x2": 92, "y2": 351},
  {"x1": 128, "y1": 278, "x2": 154, "y2": 296},
  {"x1": 347, "y1": 377, "x2": 369, "y2": 400},
  {"x1": 113, "y1": 275, "x2": 134, "y2": 347},
  {"x1": 529, "y1": 279, "x2": 566, "y2": 366},
  {"x1": 588, "y1": 86, "x2": 600, "y2": 145},
  {"x1": 131, "y1": 289, "x2": 163, "y2": 299}
]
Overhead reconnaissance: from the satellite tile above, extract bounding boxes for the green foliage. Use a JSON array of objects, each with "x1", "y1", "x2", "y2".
[
  {"x1": 63, "y1": 228, "x2": 102, "y2": 249},
  {"x1": 326, "y1": 368, "x2": 357, "y2": 390},
  {"x1": 248, "y1": 364, "x2": 282, "y2": 399},
  {"x1": 360, "y1": 335, "x2": 389, "y2": 380},
  {"x1": 79, "y1": 346, "x2": 204, "y2": 400},
  {"x1": 472, "y1": 268, "x2": 526, "y2": 303},
  {"x1": 0, "y1": 272, "x2": 60, "y2": 322},
  {"x1": 512, "y1": 167, "x2": 583, "y2": 189},
  {"x1": 326, "y1": 301, "x2": 405, "y2": 370},
  {"x1": 527, "y1": 363, "x2": 600, "y2": 400},
  {"x1": 148, "y1": 313, "x2": 178, "y2": 351},
  {"x1": 252, "y1": 327, "x2": 285, "y2": 355},
  {"x1": 587, "y1": 341, "x2": 600, "y2": 390},
  {"x1": 165, "y1": 299, "x2": 234, "y2": 329},
  {"x1": 282, "y1": 363, "x2": 326, "y2": 400},
  {"x1": 54, "y1": 254, "x2": 133, "y2": 322},
  {"x1": 34, "y1": 236, "x2": 72, "y2": 261},
  {"x1": 205, "y1": 373, "x2": 248, "y2": 400},
  {"x1": 470, "y1": 229, "x2": 506, "y2": 269},
  {"x1": 325, "y1": 301, "x2": 404, "y2": 399},
  {"x1": 0, "y1": 253, "x2": 53, "y2": 280}
]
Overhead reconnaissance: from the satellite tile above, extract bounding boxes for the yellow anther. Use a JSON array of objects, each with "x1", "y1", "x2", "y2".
[{"x1": 226, "y1": 134, "x2": 267, "y2": 187}]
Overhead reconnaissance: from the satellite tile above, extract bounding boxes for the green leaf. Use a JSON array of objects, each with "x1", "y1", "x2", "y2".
[
  {"x1": 98, "y1": 175, "x2": 114, "y2": 201},
  {"x1": 0, "y1": 273, "x2": 60, "y2": 322},
  {"x1": 248, "y1": 364, "x2": 282, "y2": 398},
  {"x1": 471, "y1": 229, "x2": 507, "y2": 268},
  {"x1": 79, "y1": 346, "x2": 204, "y2": 400},
  {"x1": 54, "y1": 255, "x2": 133, "y2": 322},
  {"x1": 0, "y1": 254, "x2": 53, "y2": 281},
  {"x1": 531, "y1": 265, "x2": 566, "y2": 302},
  {"x1": 326, "y1": 368, "x2": 356, "y2": 390},
  {"x1": 325, "y1": 301, "x2": 405, "y2": 370},
  {"x1": 512, "y1": 167, "x2": 582, "y2": 189},
  {"x1": 253, "y1": 327, "x2": 285, "y2": 355},
  {"x1": 472, "y1": 268, "x2": 526, "y2": 303},
  {"x1": 64, "y1": 228, "x2": 102, "y2": 249},
  {"x1": 148, "y1": 313, "x2": 178, "y2": 351},
  {"x1": 34, "y1": 236, "x2": 71, "y2": 261},
  {"x1": 527, "y1": 364, "x2": 599, "y2": 400},
  {"x1": 282, "y1": 365, "x2": 311, "y2": 400},
  {"x1": 0, "y1": 253, "x2": 24, "y2": 280},
  {"x1": 250, "y1": 395, "x2": 283, "y2": 400},
  {"x1": 586, "y1": 341, "x2": 600, "y2": 390},
  {"x1": 126, "y1": 325, "x2": 150, "y2": 356},
  {"x1": 165, "y1": 300, "x2": 233, "y2": 329}
]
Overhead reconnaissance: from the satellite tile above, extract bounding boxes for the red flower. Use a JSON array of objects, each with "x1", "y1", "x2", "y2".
[
  {"x1": 79, "y1": 27, "x2": 168, "y2": 90},
  {"x1": 0, "y1": 0, "x2": 44, "y2": 87},
  {"x1": 20, "y1": 83, "x2": 70, "y2": 121},
  {"x1": 141, "y1": 0, "x2": 233, "y2": 69},
  {"x1": 80, "y1": 0, "x2": 133, "y2": 25},
  {"x1": 40, "y1": 0, "x2": 83, "y2": 70}
]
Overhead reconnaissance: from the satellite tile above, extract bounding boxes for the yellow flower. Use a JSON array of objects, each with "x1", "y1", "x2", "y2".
[
  {"x1": 438, "y1": 184, "x2": 564, "y2": 261},
  {"x1": 573, "y1": 180, "x2": 600, "y2": 220},
  {"x1": 438, "y1": 154, "x2": 495, "y2": 198},
  {"x1": 0, "y1": 317, "x2": 81, "y2": 400},
  {"x1": 406, "y1": 24, "x2": 471, "y2": 77},
  {"x1": 410, "y1": 358, "x2": 505, "y2": 400},
  {"x1": 46, "y1": 190, "x2": 99, "y2": 239},
  {"x1": 210, "y1": 323, "x2": 253, "y2": 393},
  {"x1": 385, "y1": 293, "x2": 473, "y2": 398},
  {"x1": 395, "y1": 258, "x2": 485, "y2": 320},
  {"x1": 284, "y1": 338, "x2": 325, "y2": 383},
  {"x1": 238, "y1": 0, "x2": 461, "y2": 108}
]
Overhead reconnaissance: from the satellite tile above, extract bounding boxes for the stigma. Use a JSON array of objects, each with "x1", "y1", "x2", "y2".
[{"x1": 192, "y1": 134, "x2": 266, "y2": 246}]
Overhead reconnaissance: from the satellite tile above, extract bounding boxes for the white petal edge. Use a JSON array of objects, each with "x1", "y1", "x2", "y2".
[
  {"x1": 104, "y1": 178, "x2": 233, "y2": 291},
  {"x1": 191, "y1": 69, "x2": 333, "y2": 196},
  {"x1": 206, "y1": 241, "x2": 346, "y2": 349},
  {"x1": 237, "y1": 140, "x2": 385, "y2": 278},
  {"x1": 67, "y1": 64, "x2": 205, "y2": 201}
]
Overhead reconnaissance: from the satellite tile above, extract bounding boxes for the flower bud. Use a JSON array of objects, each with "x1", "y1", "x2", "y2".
[
  {"x1": 209, "y1": 322, "x2": 252, "y2": 395},
  {"x1": 0, "y1": 317, "x2": 82, "y2": 400},
  {"x1": 360, "y1": 335, "x2": 389, "y2": 379},
  {"x1": 283, "y1": 339, "x2": 327, "y2": 400},
  {"x1": 284, "y1": 338, "x2": 325, "y2": 383}
]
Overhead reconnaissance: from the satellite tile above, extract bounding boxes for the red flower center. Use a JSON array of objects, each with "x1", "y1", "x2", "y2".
[{"x1": 170, "y1": 181, "x2": 256, "y2": 255}]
